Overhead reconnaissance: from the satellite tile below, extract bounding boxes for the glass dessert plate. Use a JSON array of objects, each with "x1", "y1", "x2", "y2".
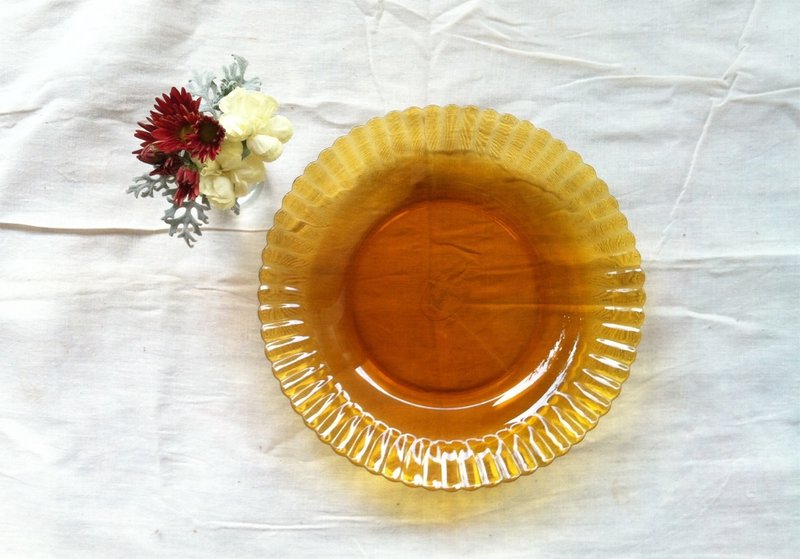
[{"x1": 258, "y1": 106, "x2": 645, "y2": 490}]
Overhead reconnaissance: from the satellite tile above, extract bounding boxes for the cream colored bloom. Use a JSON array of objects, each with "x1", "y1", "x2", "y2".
[
  {"x1": 200, "y1": 174, "x2": 237, "y2": 210},
  {"x1": 218, "y1": 87, "x2": 292, "y2": 163},
  {"x1": 218, "y1": 88, "x2": 276, "y2": 140},
  {"x1": 198, "y1": 139, "x2": 266, "y2": 209},
  {"x1": 200, "y1": 88, "x2": 291, "y2": 209},
  {"x1": 213, "y1": 138, "x2": 246, "y2": 170},
  {"x1": 229, "y1": 154, "x2": 267, "y2": 190}
]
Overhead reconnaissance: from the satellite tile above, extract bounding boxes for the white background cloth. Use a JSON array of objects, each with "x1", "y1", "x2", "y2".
[{"x1": 1, "y1": 1, "x2": 797, "y2": 556}]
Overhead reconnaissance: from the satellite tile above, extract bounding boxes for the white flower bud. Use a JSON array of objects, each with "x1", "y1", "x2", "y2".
[
  {"x1": 267, "y1": 115, "x2": 293, "y2": 143},
  {"x1": 247, "y1": 134, "x2": 284, "y2": 162}
]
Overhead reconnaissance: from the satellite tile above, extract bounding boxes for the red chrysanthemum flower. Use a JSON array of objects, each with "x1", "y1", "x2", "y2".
[
  {"x1": 150, "y1": 113, "x2": 198, "y2": 154},
  {"x1": 185, "y1": 114, "x2": 225, "y2": 162},
  {"x1": 152, "y1": 87, "x2": 201, "y2": 118},
  {"x1": 173, "y1": 166, "x2": 200, "y2": 206},
  {"x1": 133, "y1": 88, "x2": 222, "y2": 186},
  {"x1": 142, "y1": 87, "x2": 204, "y2": 154},
  {"x1": 135, "y1": 87, "x2": 199, "y2": 144}
]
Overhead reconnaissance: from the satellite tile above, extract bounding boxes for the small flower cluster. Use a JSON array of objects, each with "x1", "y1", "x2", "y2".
[{"x1": 128, "y1": 55, "x2": 292, "y2": 246}]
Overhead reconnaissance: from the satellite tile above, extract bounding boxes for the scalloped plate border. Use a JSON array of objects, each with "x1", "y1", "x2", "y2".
[{"x1": 258, "y1": 105, "x2": 645, "y2": 490}]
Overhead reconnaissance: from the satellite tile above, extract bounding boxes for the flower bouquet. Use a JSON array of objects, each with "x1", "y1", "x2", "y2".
[{"x1": 128, "y1": 55, "x2": 292, "y2": 246}]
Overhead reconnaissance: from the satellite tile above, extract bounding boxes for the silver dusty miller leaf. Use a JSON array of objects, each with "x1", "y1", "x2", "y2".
[
  {"x1": 127, "y1": 174, "x2": 174, "y2": 199},
  {"x1": 221, "y1": 54, "x2": 262, "y2": 94},
  {"x1": 188, "y1": 54, "x2": 261, "y2": 115},
  {"x1": 187, "y1": 71, "x2": 221, "y2": 114},
  {"x1": 162, "y1": 196, "x2": 211, "y2": 248}
]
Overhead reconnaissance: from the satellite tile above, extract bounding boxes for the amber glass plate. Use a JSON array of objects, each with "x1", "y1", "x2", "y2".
[{"x1": 258, "y1": 106, "x2": 645, "y2": 490}]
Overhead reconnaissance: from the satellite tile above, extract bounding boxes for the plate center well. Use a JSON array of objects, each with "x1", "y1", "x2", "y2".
[{"x1": 346, "y1": 199, "x2": 540, "y2": 400}]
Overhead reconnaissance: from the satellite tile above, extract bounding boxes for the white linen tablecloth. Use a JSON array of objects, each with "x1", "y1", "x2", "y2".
[{"x1": 1, "y1": 1, "x2": 797, "y2": 556}]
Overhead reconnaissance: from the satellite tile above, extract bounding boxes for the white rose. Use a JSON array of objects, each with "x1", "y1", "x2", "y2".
[
  {"x1": 214, "y1": 138, "x2": 245, "y2": 170},
  {"x1": 218, "y1": 87, "x2": 292, "y2": 164},
  {"x1": 228, "y1": 155, "x2": 266, "y2": 194},
  {"x1": 198, "y1": 137, "x2": 267, "y2": 205},
  {"x1": 199, "y1": 174, "x2": 236, "y2": 210},
  {"x1": 206, "y1": 88, "x2": 293, "y2": 206},
  {"x1": 218, "y1": 88, "x2": 277, "y2": 141}
]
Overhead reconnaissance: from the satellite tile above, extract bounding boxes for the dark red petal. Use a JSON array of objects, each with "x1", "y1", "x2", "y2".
[
  {"x1": 173, "y1": 188, "x2": 187, "y2": 207},
  {"x1": 184, "y1": 114, "x2": 225, "y2": 162}
]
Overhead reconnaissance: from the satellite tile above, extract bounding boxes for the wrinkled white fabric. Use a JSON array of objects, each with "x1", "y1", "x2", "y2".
[{"x1": 0, "y1": 0, "x2": 797, "y2": 557}]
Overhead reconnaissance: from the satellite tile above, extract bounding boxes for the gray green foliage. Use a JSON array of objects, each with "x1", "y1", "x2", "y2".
[
  {"x1": 128, "y1": 175, "x2": 211, "y2": 247},
  {"x1": 162, "y1": 197, "x2": 211, "y2": 248},
  {"x1": 127, "y1": 174, "x2": 174, "y2": 198},
  {"x1": 188, "y1": 54, "x2": 261, "y2": 115}
]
